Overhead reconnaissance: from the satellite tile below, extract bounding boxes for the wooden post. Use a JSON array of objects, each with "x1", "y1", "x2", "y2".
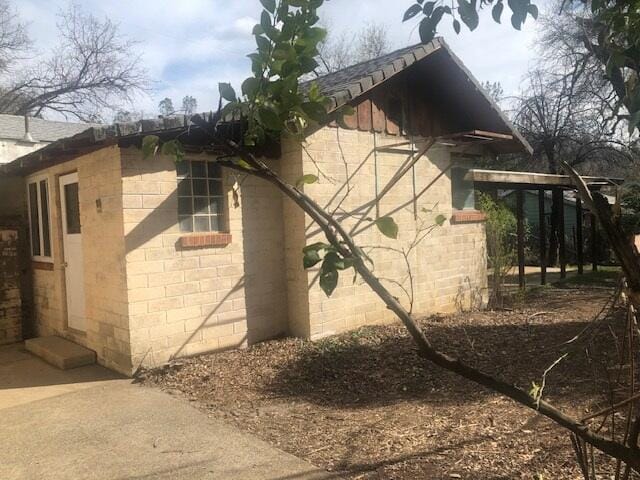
[
  {"x1": 576, "y1": 197, "x2": 584, "y2": 275},
  {"x1": 558, "y1": 189, "x2": 567, "y2": 279},
  {"x1": 517, "y1": 189, "x2": 526, "y2": 288},
  {"x1": 538, "y1": 189, "x2": 547, "y2": 285},
  {"x1": 591, "y1": 212, "x2": 598, "y2": 272}
]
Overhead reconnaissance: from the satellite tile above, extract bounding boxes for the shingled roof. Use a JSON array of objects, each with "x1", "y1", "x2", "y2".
[
  {"x1": 304, "y1": 42, "x2": 440, "y2": 110},
  {"x1": 0, "y1": 114, "x2": 99, "y2": 143}
]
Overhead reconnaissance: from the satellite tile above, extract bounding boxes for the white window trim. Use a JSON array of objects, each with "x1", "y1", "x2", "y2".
[{"x1": 26, "y1": 173, "x2": 53, "y2": 263}]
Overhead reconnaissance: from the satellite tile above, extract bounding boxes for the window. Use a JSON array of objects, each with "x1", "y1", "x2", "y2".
[
  {"x1": 176, "y1": 160, "x2": 225, "y2": 233},
  {"x1": 451, "y1": 167, "x2": 475, "y2": 210},
  {"x1": 27, "y1": 176, "x2": 52, "y2": 260}
]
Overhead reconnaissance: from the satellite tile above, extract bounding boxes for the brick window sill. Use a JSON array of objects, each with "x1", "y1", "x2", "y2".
[
  {"x1": 451, "y1": 210, "x2": 487, "y2": 224},
  {"x1": 32, "y1": 261, "x2": 54, "y2": 271},
  {"x1": 179, "y1": 233, "x2": 232, "y2": 248}
]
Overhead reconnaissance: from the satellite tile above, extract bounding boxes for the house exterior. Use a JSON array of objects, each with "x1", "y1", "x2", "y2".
[
  {"x1": 0, "y1": 115, "x2": 97, "y2": 346},
  {"x1": 0, "y1": 39, "x2": 531, "y2": 375}
]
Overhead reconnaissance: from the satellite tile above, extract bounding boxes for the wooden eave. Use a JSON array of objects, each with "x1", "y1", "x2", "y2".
[{"x1": 468, "y1": 168, "x2": 624, "y2": 190}]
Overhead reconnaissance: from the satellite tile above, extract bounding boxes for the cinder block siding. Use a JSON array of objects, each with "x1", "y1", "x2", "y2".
[
  {"x1": 27, "y1": 146, "x2": 131, "y2": 373},
  {"x1": 284, "y1": 126, "x2": 488, "y2": 339},
  {"x1": 120, "y1": 149, "x2": 288, "y2": 370}
]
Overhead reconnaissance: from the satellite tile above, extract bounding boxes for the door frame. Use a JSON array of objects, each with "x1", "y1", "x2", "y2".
[{"x1": 59, "y1": 172, "x2": 86, "y2": 333}]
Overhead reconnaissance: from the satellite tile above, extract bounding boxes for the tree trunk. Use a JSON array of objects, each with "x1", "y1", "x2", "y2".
[{"x1": 547, "y1": 154, "x2": 560, "y2": 267}]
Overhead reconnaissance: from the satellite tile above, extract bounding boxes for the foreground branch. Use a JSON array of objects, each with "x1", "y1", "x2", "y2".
[{"x1": 190, "y1": 115, "x2": 640, "y2": 471}]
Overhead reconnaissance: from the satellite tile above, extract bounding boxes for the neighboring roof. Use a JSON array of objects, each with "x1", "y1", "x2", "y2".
[
  {"x1": 0, "y1": 114, "x2": 99, "y2": 143},
  {"x1": 304, "y1": 38, "x2": 531, "y2": 154}
]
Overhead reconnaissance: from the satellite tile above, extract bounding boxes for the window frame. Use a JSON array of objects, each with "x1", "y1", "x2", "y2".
[
  {"x1": 450, "y1": 165, "x2": 476, "y2": 212},
  {"x1": 26, "y1": 173, "x2": 53, "y2": 262},
  {"x1": 176, "y1": 158, "x2": 227, "y2": 234}
]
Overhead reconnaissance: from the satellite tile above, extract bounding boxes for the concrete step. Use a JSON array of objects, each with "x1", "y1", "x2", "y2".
[{"x1": 25, "y1": 336, "x2": 95, "y2": 370}]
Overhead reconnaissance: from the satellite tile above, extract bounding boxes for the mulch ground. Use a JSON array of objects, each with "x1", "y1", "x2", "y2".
[{"x1": 140, "y1": 286, "x2": 639, "y2": 479}]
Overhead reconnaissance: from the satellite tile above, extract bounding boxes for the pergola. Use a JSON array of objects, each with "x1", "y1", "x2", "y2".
[{"x1": 467, "y1": 168, "x2": 624, "y2": 287}]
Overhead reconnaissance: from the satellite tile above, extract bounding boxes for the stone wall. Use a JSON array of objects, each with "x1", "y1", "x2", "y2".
[
  {"x1": 0, "y1": 228, "x2": 21, "y2": 344},
  {"x1": 282, "y1": 126, "x2": 488, "y2": 339},
  {"x1": 120, "y1": 148, "x2": 288, "y2": 370}
]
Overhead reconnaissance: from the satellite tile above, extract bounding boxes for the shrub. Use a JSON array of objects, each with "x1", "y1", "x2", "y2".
[{"x1": 478, "y1": 192, "x2": 517, "y2": 308}]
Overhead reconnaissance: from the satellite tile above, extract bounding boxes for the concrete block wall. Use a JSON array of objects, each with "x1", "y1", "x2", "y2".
[
  {"x1": 27, "y1": 146, "x2": 131, "y2": 374},
  {"x1": 120, "y1": 148, "x2": 288, "y2": 370},
  {"x1": 286, "y1": 126, "x2": 488, "y2": 339},
  {"x1": 0, "y1": 229, "x2": 21, "y2": 344}
]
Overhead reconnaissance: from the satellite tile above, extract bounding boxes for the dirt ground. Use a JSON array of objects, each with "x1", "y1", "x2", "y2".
[{"x1": 141, "y1": 284, "x2": 639, "y2": 479}]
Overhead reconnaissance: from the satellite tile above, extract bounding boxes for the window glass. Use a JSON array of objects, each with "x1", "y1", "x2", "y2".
[
  {"x1": 64, "y1": 183, "x2": 81, "y2": 234},
  {"x1": 40, "y1": 180, "x2": 51, "y2": 256},
  {"x1": 27, "y1": 178, "x2": 52, "y2": 259},
  {"x1": 177, "y1": 159, "x2": 226, "y2": 233},
  {"x1": 28, "y1": 182, "x2": 40, "y2": 256},
  {"x1": 451, "y1": 167, "x2": 475, "y2": 210}
]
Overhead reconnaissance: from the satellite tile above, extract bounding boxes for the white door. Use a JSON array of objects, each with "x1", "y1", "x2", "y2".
[{"x1": 59, "y1": 173, "x2": 86, "y2": 332}]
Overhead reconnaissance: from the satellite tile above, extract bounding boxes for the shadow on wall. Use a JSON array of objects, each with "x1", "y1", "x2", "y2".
[
  {"x1": 301, "y1": 135, "x2": 457, "y2": 305},
  {"x1": 122, "y1": 159, "x2": 285, "y2": 361}
]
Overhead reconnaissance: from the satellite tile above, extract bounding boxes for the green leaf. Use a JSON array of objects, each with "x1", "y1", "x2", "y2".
[
  {"x1": 160, "y1": 139, "x2": 185, "y2": 162},
  {"x1": 303, "y1": 249, "x2": 322, "y2": 269},
  {"x1": 375, "y1": 216, "x2": 399, "y2": 239},
  {"x1": 232, "y1": 158, "x2": 254, "y2": 170},
  {"x1": 403, "y1": 4, "x2": 423, "y2": 22},
  {"x1": 257, "y1": 107, "x2": 281, "y2": 130},
  {"x1": 241, "y1": 77, "x2": 260, "y2": 97},
  {"x1": 422, "y1": 1, "x2": 435, "y2": 15},
  {"x1": 260, "y1": 10, "x2": 272, "y2": 32},
  {"x1": 301, "y1": 101, "x2": 328, "y2": 124},
  {"x1": 453, "y1": 19, "x2": 461, "y2": 34},
  {"x1": 492, "y1": 1, "x2": 503, "y2": 23},
  {"x1": 296, "y1": 174, "x2": 319, "y2": 188},
  {"x1": 323, "y1": 252, "x2": 354, "y2": 271},
  {"x1": 260, "y1": 0, "x2": 276, "y2": 13},
  {"x1": 458, "y1": 0, "x2": 479, "y2": 31},
  {"x1": 142, "y1": 135, "x2": 159, "y2": 159},
  {"x1": 435, "y1": 214, "x2": 446, "y2": 226},
  {"x1": 319, "y1": 263, "x2": 339, "y2": 296},
  {"x1": 527, "y1": 4, "x2": 538, "y2": 20},
  {"x1": 219, "y1": 82, "x2": 237, "y2": 102}
]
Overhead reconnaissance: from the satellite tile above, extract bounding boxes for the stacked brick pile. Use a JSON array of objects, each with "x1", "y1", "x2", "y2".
[{"x1": 0, "y1": 229, "x2": 21, "y2": 344}]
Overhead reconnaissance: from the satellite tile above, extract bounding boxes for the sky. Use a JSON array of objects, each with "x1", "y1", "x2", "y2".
[{"x1": 17, "y1": 0, "x2": 544, "y2": 121}]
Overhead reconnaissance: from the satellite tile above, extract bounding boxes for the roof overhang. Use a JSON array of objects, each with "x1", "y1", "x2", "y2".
[
  {"x1": 309, "y1": 38, "x2": 532, "y2": 155},
  {"x1": 468, "y1": 168, "x2": 624, "y2": 190}
]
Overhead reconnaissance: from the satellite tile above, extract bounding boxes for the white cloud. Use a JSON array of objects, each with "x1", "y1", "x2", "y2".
[{"x1": 14, "y1": 0, "x2": 543, "y2": 120}]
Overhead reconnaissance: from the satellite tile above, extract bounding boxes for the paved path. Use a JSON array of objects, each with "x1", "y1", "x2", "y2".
[{"x1": 0, "y1": 343, "x2": 334, "y2": 480}]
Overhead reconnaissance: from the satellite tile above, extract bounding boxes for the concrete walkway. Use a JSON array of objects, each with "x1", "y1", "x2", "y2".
[{"x1": 0, "y1": 343, "x2": 333, "y2": 480}]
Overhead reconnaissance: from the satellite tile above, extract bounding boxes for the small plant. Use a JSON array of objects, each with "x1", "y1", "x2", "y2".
[
  {"x1": 620, "y1": 182, "x2": 640, "y2": 236},
  {"x1": 478, "y1": 192, "x2": 517, "y2": 308}
]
